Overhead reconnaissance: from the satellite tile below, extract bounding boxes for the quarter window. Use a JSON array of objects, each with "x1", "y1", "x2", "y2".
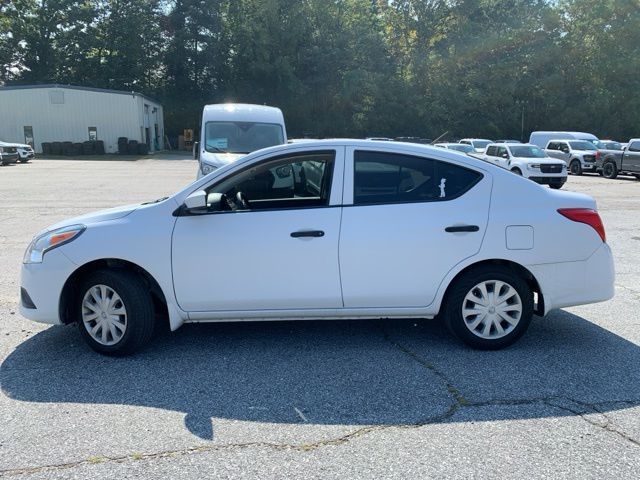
[
  {"x1": 207, "y1": 151, "x2": 335, "y2": 211},
  {"x1": 353, "y1": 150, "x2": 482, "y2": 205},
  {"x1": 486, "y1": 146, "x2": 497, "y2": 156}
]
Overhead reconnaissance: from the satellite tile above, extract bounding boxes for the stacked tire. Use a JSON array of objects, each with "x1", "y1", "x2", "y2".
[
  {"x1": 118, "y1": 137, "x2": 128, "y2": 155},
  {"x1": 95, "y1": 140, "x2": 105, "y2": 155},
  {"x1": 51, "y1": 142, "x2": 62, "y2": 155},
  {"x1": 127, "y1": 140, "x2": 139, "y2": 154},
  {"x1": 137, "y1": 143, "x2": 149, "y2": 155},
  {"x1": 42, "y1": 143, "x2": 52, "y2": 155},
  {"x1": 82, "y1": 141, "x2": 95, "y2": 155}
]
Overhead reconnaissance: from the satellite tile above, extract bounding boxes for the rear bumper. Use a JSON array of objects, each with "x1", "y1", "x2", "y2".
[{"x1": 528, "y1": 243, "x2": 615, "y2": 315}]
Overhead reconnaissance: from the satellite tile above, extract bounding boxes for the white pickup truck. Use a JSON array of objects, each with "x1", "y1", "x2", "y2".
[{"x1": 480, "y1": 142, "x2": 567, "y2": 189}]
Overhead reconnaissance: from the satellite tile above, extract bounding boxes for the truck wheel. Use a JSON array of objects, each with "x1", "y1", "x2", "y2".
[
  {"x1": 602, "y1": 161, "x2": 618, "y2": 179},
  {"x1": 549, "y1": 183, "x2": 563, "y2": 189},
  {"x1": 511, "y1": 168, "x2": 522, "y2": 175},
  {"x1": 570, "y1": 160, "x2": 582, "y2": 176},
  {"x1": 443, "y1": 266, "x2": 534, "y2": 350}
]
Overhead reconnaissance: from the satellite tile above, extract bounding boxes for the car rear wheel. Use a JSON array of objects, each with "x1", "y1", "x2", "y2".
[
  {"x1": 602, "y1": 161, "x2": 618, "y2": 179},
  {"x1": 570, "y1": 160, "x2": 582, "y2": 175},
  {"x1": 76, "y1": 270, "x2": 155, "y2": 355},
  {"x1": 443, "y1": 266, "x2": 533, "y2": 350}
]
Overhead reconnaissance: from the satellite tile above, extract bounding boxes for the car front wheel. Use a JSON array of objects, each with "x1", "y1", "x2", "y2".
[
  {"x1": 443, "y1": 266, "x2": 533, "y2": 350},
  {"x1": 77, "y1": 270, "x2": 155, "y2": 355}
]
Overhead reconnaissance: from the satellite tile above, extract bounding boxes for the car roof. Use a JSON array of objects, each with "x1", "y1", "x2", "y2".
[{"x1": 202, "y1": 103, "x2": 284, "y2": 123}]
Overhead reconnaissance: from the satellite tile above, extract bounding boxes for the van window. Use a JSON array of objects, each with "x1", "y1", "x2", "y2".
[
  {"x1": 204, "y1": 121, "x2": 284, "y2": 154},
  {"x1": 353, "y1": 151, "x2": 482, "y2": 205}
]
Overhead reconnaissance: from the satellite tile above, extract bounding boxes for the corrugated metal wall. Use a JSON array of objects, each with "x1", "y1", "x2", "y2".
[{"x1": 0, "y1": 87, "x2": 164, "y2": 154}]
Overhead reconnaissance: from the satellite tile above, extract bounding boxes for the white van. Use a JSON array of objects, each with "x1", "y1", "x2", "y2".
[
  {"x1": 529, "y1": 131, "x2": 598, "y2": 149},
  {"x1": 195, "y1": 104, "x2": 287, "y2": 178}
]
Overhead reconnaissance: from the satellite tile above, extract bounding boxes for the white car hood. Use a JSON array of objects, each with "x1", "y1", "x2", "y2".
[
  {"x1": 201, "y1": 151, "x2": 245, "y2": 168},
  {"x1": 513, "y1": 156, "x2": 565, "y2": 164},
  {"x1": 45, "y1": 203, "x2": 141, "y2": 232}
]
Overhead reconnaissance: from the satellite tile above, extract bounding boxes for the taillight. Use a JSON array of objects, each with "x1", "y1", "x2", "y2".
[{"x1": 557, "y1": 208, "x2": 606, "y2": 242}]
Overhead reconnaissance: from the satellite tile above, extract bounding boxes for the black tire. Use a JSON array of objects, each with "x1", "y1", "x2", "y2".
[
  {"x1": 602, "y1": 161, "x2": 618, "y2": 179},
  {"x1": 570, "y1": 160, "x2": 582, "y2": 176},
  {"x1": 511, "y1": 168, "x2": 522, "y2": 175},
  {"x1": 76, "y1": 269, "x2": 155, "y2": 355},
  {"x1": 549, "y1": 183, "x2": 563, "y2": 189},
  {"x1": 443, "y1": 266, "x2": 534, "y2": 350}
]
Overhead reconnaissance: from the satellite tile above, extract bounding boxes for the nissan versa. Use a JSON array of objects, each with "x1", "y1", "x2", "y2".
[{"x1": 20, "y1": 140, "x2": 615, "y2": 355}]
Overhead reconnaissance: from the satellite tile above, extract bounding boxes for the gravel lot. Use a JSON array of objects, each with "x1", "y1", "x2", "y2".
[{"x1": 1, "y1": 157, "x2": 639, "y2": 479}]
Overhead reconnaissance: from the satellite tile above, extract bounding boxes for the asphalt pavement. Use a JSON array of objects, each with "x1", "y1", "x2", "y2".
[{"x1": 0, "y1": 157, "x2": 638, "y2": 478}]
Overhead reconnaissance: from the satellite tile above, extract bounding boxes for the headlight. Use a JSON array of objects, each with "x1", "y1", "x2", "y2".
[
  {"x1": 527, "y1": 163, "x2": 541, "y2": 170},
  {"x1": 200, "y1": 162, "x2": 216, "y2": 176},
  {"x1": 23, "y1": 225, "x2": 86, "y2": 264}
]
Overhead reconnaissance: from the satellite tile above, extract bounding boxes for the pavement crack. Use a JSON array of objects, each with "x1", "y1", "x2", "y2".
[
  {"x1": 616, "y1": 283, "x2": 640, "y2": 301},
  {"x1": 545, "y1": 398, "x2": 640, "y2": 448}
]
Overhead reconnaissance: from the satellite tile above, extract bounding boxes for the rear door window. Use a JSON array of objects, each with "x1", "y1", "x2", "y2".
[{"x1": 353, "y1": 150, "x2": 482, "y2": 205}]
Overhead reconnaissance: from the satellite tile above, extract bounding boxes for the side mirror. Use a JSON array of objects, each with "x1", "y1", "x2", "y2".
[
  {"x1": 501, "y1": 153, "x2": 509, "y2": 159},
  {"x1": 184, "y1": 190, "x2": 207, "y2": 211},
  {"x1": 193, "y1": 141, "x2": 200, "y2": 160}
]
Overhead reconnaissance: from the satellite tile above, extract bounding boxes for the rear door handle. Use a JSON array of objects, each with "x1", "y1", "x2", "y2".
[
  {"x1": 291, "y1": 230, "x2": 325, "y2": 238},
  {"x1": 445, "y1": 225, "x2": 479, "y2": 233}
]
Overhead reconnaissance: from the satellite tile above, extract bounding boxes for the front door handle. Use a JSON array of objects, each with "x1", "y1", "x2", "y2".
[
  {"x1": 291, "y1": 230, "x2": 325, "y2": 238},
  {"x1": 445, "y1": 225, "x2": 479, "y2": 233}
]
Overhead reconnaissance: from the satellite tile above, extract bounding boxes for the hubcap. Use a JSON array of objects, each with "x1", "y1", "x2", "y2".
[
  {"x1": 462, "y1": 280, "x2": 522, "y2": 340},
  {"x1": 81, "y1": 285, "x2": 127, "y2": 346}
]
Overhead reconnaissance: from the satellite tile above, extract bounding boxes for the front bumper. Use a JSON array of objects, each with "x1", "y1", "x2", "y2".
[
  {"x1": 19, "y1": 248, "x2": 77, "y2": 324},
  {"x1": 528, "y1": 242, "x2": 615, "y2": 315},
  {"x1": 18, "y1": 149, "x2": 35, "y2": 160},
  {"x1": 528, "y1": 176, "x2": 567, "y2": 186}
]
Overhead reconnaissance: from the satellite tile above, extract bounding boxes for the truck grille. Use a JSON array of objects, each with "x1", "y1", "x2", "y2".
[{"x1": 540, "y1": 164, "x2": 564, "y2": 174}]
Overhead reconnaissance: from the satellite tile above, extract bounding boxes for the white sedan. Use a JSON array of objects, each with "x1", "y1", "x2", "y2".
[{"x1": 20, "y1": 140, "x2": 615, "y2": 354}]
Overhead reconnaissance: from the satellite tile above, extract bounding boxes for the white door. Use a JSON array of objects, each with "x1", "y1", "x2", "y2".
[
  {"x1": 496, "y1": 146, "x2": 511, "y2": 169},
  {"x1": 172, "y1": 148, "x2": 345, "y2": 312},
  {"x1": 339, "y1": 147, "x2": 492, "y2": 308}
]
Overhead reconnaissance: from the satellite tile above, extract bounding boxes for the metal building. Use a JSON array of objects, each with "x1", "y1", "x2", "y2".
[{"x1": 0, "y1": 84, "x2": 164, "y2": 154}]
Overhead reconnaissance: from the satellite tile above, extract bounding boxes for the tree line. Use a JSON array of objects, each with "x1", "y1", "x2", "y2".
[{"x1": 1, "y1": 0, "x2": 639, "y2": 140}]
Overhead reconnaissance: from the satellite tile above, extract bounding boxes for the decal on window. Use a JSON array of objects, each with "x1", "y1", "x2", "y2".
[{"x1": 439, "y1": 178, "x2": 447, "y2": 198}]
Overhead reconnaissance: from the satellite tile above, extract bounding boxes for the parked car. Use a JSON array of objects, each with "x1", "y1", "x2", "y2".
[
  {"x1": 434, "y1": 142, "x2": 475, "y2": 154},
  {"x1": 0, "y1": 140, "x2": 34, "y2": 163},
  {"x1": 194, "y1": 103, "x2": 287, "y2": 178},
  {"x1": 544, "y1": 139, "x2": 600, "y2": 175},
  {"x1": 0, "y1": 141, "x2": 20, "y2": 165},
  {"x1": 481, "y1": 143, "x2": 567, "y2": 189},
  {"x1": 598, "y1": 138, "x2": 640, "y2": 179},
  {"x1": 495, "y1": 139, "x2": 522, "y2": 144},
  {"x1": 459, "y1": 138, "x2": 492, "y2": 153},
  {"x1": 20, "y1": 140, "x2": 614, "y2": 355},
  {"x1": 366, "y1": 137, "x2": 394, "y2": 141},
  {"x1": 529, "y1": 131, "x2": 599, "y2": 149}
]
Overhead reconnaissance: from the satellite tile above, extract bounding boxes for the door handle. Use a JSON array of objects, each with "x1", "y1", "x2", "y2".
[
  {"x1": 291, "y1": 230, "x2": 325, "y2": 238},
  {"x1": 445, "y1": 225, "x2": 479, "y2": 233}
]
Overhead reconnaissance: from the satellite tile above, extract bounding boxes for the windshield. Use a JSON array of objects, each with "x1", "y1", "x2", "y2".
[
  {"x1": 472, "y1": 140, "x2": 491, "y2": 149},
  {"x1": 509, "y1": 145, "x2": 546, "y2": 158},
  {"x1": 204, "y1": 121, "x2": 284, "y2": 154},
  {"x1": 449, "y1": 144, "x2": 474, "y2": 153},
  {"x1": 569, "y1": 141, "x2": 597, "y2": 151}
]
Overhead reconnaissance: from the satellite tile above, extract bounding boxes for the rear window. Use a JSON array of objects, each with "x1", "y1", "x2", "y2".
[{"x1": 354, "y1": 151, "x2": 482, "y2": 205}]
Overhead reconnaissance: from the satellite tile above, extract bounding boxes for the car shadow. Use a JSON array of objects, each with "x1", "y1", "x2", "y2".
[{"x1": 2, "y1": 310, "x2": 638, "y2": 440}]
